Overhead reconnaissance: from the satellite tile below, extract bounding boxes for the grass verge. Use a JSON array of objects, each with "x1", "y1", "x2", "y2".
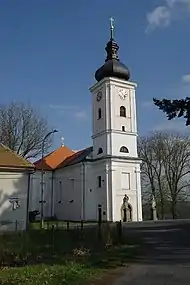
[
  {"x1": 0, "y1": 225, "x2": 141, "y2": 285},
  {"x1": 0, "y1": 262, "x2": 98, "y2": 285}
]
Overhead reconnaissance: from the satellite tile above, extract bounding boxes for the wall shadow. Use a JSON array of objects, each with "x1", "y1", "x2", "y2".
[
  {"x1": 0, "y1": 219, "x2": 190, "y2": 269},
  {"x1": 0, "y1": 171, "x2": 30, "y2": 231}
]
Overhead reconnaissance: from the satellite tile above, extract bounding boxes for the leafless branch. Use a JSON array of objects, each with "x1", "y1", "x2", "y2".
[
  {"x1": 138, "y1": 131, "x2": 190, "y2": 219},
  {"x1": 0, "y1": 102, "x2": 53, "y2": 159}
]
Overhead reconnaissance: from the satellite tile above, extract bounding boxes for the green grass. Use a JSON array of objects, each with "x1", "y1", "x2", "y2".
[
  {"x1": 0, "y1": 225, "x2": 141, "y2": 285},
  {"x1": 0, "y1": 263, "x2": 98, "y2": 285}
]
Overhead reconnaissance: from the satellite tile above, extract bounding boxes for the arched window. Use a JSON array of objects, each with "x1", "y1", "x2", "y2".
[
  {"x1": 97, "y1": 147, "x2": 103, "y2": 155},
  {"x1": 98, "y1": 108, "x2": 102, "y2": 119},
  {"x1": 120, "y1": 146, "x2": 129, "y2": 153},
  {"x1": 120, "y1": 106, "x2": 126, "y2": 117},
  {"x1": 122, "y1": 126, "x2": 125, "y2": 132}
]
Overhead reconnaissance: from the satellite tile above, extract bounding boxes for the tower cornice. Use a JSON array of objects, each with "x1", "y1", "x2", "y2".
[{"x1": 89, "y1": 77, "x2": 137, "y2": 93}]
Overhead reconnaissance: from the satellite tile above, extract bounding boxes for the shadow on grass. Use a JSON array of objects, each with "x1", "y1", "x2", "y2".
[
  {"x1": 0, "y1": 226, "x2": 143, "y2": 285},
  {"x1": 0, "y1": 225, "x2": 142, "y2": 269},
  {"x1": 1, "y1": 221, "x2": 190, "y2": 269},
  {"x1": 1, "y1": 222, "x2": 190, "y2": 284}
]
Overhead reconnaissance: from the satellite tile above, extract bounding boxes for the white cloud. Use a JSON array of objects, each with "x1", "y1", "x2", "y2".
[
  {"x1": 48, "y1": 104, "x2": 78, "y2": 111},
  {"x1": 146, "y1": 0, "x2": 190, "y2": 32},
  {"x1": 146, "y1": 6, "x2": 171, "y2": 33},
  {"x1": 182, "y1": 74, "x2": 190, "y2": 83},
  {"x1": 166, "y1": 0, "x2": 190, "y2": 7},
  {"x1": 48, "y1": 104, "x2": 89, "y2": 121},
  {"x1": 74, "y1": 111, "x2": 88, "y2": 120}
]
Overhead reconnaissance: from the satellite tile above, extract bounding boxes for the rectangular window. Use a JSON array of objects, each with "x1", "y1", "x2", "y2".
[
  {"x1": 97, "y1": 176, "x2": 102, "y2": 188},
  {"x1": 121, "y1": 172, "x2": 130, "y2": 190}
]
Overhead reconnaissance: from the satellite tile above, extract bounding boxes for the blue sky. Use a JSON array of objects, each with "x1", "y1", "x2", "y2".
[{"x1": 0, "y1": 0, "x2": 190, "y2": 151}]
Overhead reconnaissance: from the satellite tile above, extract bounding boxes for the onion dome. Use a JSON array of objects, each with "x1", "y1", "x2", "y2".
[{"x1": 95, "y1": 18, "x2": 130, "y2": 82}]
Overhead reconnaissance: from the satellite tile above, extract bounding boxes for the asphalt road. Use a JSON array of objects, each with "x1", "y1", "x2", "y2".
[{"x1": 114, "y1": 220, "x2": 190, "y2": 284}]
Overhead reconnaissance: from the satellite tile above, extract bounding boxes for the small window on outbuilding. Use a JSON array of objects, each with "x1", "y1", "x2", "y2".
[
  {"x1": 97, "y1": 147, "x2": 103, "y2": 155},
  {"x1": 98, "y1": 108, "x2": 102, "y2": 119},
  {"x1": 120, "y1": 146, "x2": 129, "y2": 153},
  {"x1": 120, "y1": 106, "x2": 126, "y2": 117},
  {"x1": 122, "y1": 126, "x2": 125, "y2": 132}
]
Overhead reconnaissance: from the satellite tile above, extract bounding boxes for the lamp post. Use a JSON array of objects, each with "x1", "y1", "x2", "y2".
[{"x1": 40, "y1": 129, "x2": 58, "y2": 229}]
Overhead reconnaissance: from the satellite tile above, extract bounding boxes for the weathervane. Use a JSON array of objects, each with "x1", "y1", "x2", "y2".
[{"x1": 110, "y1": 17, "x2": 114, "y2": 39}]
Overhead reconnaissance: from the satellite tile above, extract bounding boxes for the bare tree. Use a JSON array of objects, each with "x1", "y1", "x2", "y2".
[
  {"x1": 138, "y1": 134, "x2": 167, "y2": 219},
  {"x1": 139, "y1": 131, "x2": 190, "y2": 219},
  {"x1": 161, "y1": 133, "x2": 190, "y2": 218},
  {"x1": 138, "y1": 136, "x2": 157, "y2": 199},
  {"x1": 0, "y1": 102, "x2": 52, "y2": 159},
  {"x1": 151, "y1": 133, "x2": 169, "y2": 219}
]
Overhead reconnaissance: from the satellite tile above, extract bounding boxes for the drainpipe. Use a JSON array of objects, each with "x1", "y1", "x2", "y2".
[{"x1": 82, "y1": 161, "x2": 86, "y2": 221}]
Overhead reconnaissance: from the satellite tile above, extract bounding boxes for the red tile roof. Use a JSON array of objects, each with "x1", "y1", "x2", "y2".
[
  {"x1": 57, "y1": 146, "x2": 93, "y2": 169},
  {"x1": 34, "y1": 145, "x2": 75, "y2": 170}
]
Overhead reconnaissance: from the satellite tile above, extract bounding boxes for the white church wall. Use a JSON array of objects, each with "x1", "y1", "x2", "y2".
[
  {"x1": 0, "y1": 171, "x2": 30, "y2": 230},
  {"x1": 84, "y1": 161, "x2": 108, "y2": 221},
  {"x1": 111, "y1": 160, "x2": 142, "y2": 222},
  {"x1": 54, "y1": 161, "x2": 110, "y2": 222},
  {"x1": 30, "y1": 161, "x2": 111, "y2": 222},
  {"x1": 111, "y1": 132, "x2": 138, "y2": 157},
  {"x1": 92, "y1": 134, "x2": 108, "y2": 158},
  {"x1": 90, "y1": 76, "x2": 142, "y2": 222},
  {"x1": 30, "y1": 170, "x2": 53, "y2": 218},
  {"x1": 110, "y1": 83, "x2": 137, "y2": 134},
  {"x1": 84, "y1": 159, "x2": 142, "y2": 223},
  {"x1": 92, "y1": 132, "x2": 137, "y2": 158},
  {"x1": 54, "y1": 164, "x2": 82, "y2": 221},
  {"x1": 91, "y1": 80, "x2": 110, "y2": 159},
  {"x1": 92, "y1": 85, "x2": 106, "y2": 135},
  {"x1": 90, "y1": 78, "x2": 139, "y2": 157},
  {"x1": 83, "y1": 163, "x2": 95, "y2": 220}
]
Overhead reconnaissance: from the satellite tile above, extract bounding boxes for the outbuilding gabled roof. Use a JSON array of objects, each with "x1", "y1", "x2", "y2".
[
  {"x1": 0, "y1": 143, "x2": 34, "y2": 170},
  {"x1": 34, "y1": 145, "x2": 75, "y2": 170}
]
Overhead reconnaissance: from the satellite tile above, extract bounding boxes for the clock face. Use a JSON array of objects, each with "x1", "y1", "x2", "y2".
[
  {"x1": 96, "y1": 91, "x2": 102, "y2": 102},
  {"x1": 118, "y1": 88, "x2": 128, "y2": 100}
]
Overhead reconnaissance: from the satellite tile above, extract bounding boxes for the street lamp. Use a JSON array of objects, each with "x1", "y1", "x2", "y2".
[{"x1": 40, "y1": 129, "x2": 58, "y2": 229}]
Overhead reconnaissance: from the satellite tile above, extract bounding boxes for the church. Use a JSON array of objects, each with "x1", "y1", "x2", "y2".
[{"x1": 30, "y1": 19, "x2": 143, "y2": 222}]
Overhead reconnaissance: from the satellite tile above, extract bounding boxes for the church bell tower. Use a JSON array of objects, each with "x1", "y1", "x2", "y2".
[{"x1": 89, "y1": 18, "x2": 142, "y2": 222}]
